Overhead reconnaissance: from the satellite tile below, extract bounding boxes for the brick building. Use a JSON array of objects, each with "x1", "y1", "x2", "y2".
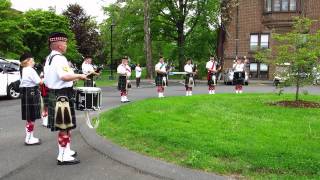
[{"x1": 221, "y1": 0, "x2": 320, "y2": 80}]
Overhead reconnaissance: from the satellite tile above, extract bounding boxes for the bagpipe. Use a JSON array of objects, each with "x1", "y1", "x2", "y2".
[
  {"x1": 187, "y1": 64, "x2": 198, "y2": 88},
  {"x1": 162, "y1": 61, "x2": 173, "y2": 87}
]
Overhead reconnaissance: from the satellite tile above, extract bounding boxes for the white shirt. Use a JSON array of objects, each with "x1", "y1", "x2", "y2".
[
  {"x1": 233, "y1": 63, "x2": 245, "y2": 72},
  {"x1": 82, "y1": 63, "x2": 94, "y2": 75},
  {"x1": 117, "y1": 64, "x2": 131, "y2": 77},
  {"x1": 135, "y1": 66, "x2": 142, "y2": 78},
  {"x1": 20, "y1": 67, "x2": 41, "y2": 87},
  {"x1": 206, "y1": 60, "x2": 217, "y2": 72},
  {"x1": 184, "y1": 64, "x2": 193, "y2": 74},
  {"x1": 155, "y1": 62, "x2": 166, "y2": 73},
  {"x1": 44, "y1": 50, "x2": 74, "y2": 89}
]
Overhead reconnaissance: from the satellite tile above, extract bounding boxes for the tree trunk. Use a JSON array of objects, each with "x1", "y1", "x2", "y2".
[
  {"x1": 144, "y1": 0, "x2": 153, "y2": 79},
  {"x1": 177, "y1": 21, "x2": 185, "y2": 71},
  {"x1": 216, "y1": 25, "x2": 226, "y2": 69},
  {"x1": 295, "y1": 76, "x2": 300, "y2": 101}
]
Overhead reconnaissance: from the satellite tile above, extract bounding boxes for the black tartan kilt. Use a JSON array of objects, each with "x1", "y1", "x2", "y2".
[
  {"x1": 155, "y1": 74, "x2": 167, "y2": 86},
  {"x1": 207, "y1": 73, "x2": 216, "y2": 86},
  {"x1": 118, "y1": 76, "x2": 127, "y2": 91},
  {"x1": 47, "y1": 88, "x2": 76, "y2": 132},
  {"x1": 185, "y1": 74, "x2": 194, "y2": 88},
  {"x1": 20, "y1": 87, "x2": 41, "y2": 121}
]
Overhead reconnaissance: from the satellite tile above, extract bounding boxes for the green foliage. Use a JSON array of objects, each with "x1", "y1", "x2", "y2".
[
  {"x1": 23, "y1": 10, "x2": 81, "y2": 63},
  {"x1": 98, "y1": 94, "x2": 320, "y2": 179},
  {"x1": 100, "y1": 0, "x2": 220, "y2": 77},
  {"x1": 0, "y1": 0, "x2": 26, "y2": 58},
  {"x1": 255, "y1": 17, "x2": 320, "y2": 100},
  {"x1": 63, "y1": 4, "x2": 103, "y2": 61}
]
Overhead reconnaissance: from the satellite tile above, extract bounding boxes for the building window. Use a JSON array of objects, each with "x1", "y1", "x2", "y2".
[
  {"x1": 290, "y1": 0, "x2": 296, "y2": 11},
  {"x1": 282, "y1": 0, "x2": 289, "y2": 11},
  {"x1": 250, "y1": 34, "x2": 259, "y2": 51},
  {"x1": 274, "y1": 0, "x2": 281, "y2": 11},
  {"x1": 265, "y1": 0, "x2": 272, "y2": 12},
  {"x1": 265, "y1": 0, "x2": 297, "y2": 12},
  {"x1": 250, "y1": 34, "x2": 270, "y2": 51},
  {"x1": 261, "y1": 34, "x2": 270, "y2": 49}
]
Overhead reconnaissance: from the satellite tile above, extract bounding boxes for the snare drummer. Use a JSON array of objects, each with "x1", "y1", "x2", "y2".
[
  {"x1": 19, "y1": 52, "x2": 42, "y2": 146},
  {"x1": 206, "y1": 55, "x2": 220, "y2": 94},
  {"x1": 233, "y1": 56, "x2": 248, "y2": 94},
  {"x1": 82, "y1": 57, "x2": 100, "y2": 87},
  {"x1": 44, "y1": 32, "x2": 87, "y2": 165},
  {"x1": 155, "y1": 56, "x2": 167, "y2": 98},
  {"x1": 117, "y1": 56, "x2": 131, "y2": 103},
  {"x1": 184, "y1": 59, "x2": 196, "y2": 96}
]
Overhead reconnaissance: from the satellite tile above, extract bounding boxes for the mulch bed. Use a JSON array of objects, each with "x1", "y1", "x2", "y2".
[{"x1": 270, "y1": 100, "x2": 320, "y2": 108}]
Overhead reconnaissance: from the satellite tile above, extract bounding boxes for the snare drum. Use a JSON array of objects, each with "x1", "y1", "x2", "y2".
[
  {"x1": 233, "y1": 72, "x2": 245, "y2": 84},
  {"x1": 74, "y1": 87, "x2": 101, "y2": 111}
]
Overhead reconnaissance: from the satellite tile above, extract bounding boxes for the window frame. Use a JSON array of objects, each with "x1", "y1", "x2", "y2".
[
  {"x1": 264, "y1": 0, "x2": 298, "y2": 13},
  {"x1": 249, "y1": 33, "x2": 270, "y2": 51}
]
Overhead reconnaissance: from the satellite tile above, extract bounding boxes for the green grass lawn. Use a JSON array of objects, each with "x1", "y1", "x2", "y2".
[{"x1": 97, "y1": 94, "x2": 320, "y2": 179}]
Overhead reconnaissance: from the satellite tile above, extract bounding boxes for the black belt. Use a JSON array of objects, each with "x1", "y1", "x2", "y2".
[
  {"x1": 20, "y1": 86, "x2": 39, "y2": 90},
  {"x1": 48, "y1": 87, "x2": 73, "y2": 94}
]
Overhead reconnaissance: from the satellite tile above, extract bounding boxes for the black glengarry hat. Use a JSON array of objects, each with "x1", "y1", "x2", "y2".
[
  {"x1": 20, "y1": 52, "x2": 34, "y2": 62},
  {"x1": 48, "y1": 32, "x2": 68, "y2": 44}
]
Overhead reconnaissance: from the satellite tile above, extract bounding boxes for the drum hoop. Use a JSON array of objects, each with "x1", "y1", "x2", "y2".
[{"x1": 75, "y1": 87, "x2": 101, "y2": 93}]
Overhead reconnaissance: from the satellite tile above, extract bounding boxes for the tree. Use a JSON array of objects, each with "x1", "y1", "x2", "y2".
[
  {"x1": 22, "y1": 10, "x2": 81, "y2": 63},
  {"x1": 63, "y1": 4, "x2": 103, "y2": 59},
  {"x1": 154, "y1": 0, "x2": 208, "y2": 70},
  {"x1": 144, "y1": 0, "x2": 153, "y2": 78},
  {"x1": 255, "y1": 17, "x2": 320, "y2": 101},
  {"x1": 0, "y1": 0, "x2": 26, "y2": 58}
]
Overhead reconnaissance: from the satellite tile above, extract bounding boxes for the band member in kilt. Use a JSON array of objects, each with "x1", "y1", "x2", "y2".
[
  {"x1": 81, "y1": 57, "x2": 100, "y2": 87},
  {"x1": 44, "y1": 32, "x2": 87, "y2": 165},
  {"x1": 233, "y1": 56, "x2": 248, "y2": 94},
  {"x1": 206, "y1": 56, "x2": 221, "y2": 94},
  {"x1": 135, "y1": 64, "x2": 142, "y2": 88},
  {"x1": 117, "y1": 56, "x2": 131, "y2": 103},
  {"x1": 19, "y1": 52, "x2": 42, "y2": 146},
  {"x1": 184, "y1": 59, "x2": 196, "y2": 96},
  {"x1": 155, "y1": 56, "x2": 167, "y2": 98},
  {"x1": 39, "y1": 62, "x2": 49, "y2": 127}
]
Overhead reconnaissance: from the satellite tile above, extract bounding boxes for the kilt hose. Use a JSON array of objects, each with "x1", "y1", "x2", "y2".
[
  {"x1": 20, "y1": 86, "x2": 41, "y2": 121},
  {"x1": 118, "y1": 76, "x2": 127, "y2": 91},
  {"x1": 155, "y1": 73, "x2": 167, "y2": 87},
  {"x1": 47, "y1": 87, "x2": 76, "y2": 132}
]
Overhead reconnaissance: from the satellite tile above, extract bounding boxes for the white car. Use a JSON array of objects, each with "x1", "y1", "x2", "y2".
[{"x1": 0, "y1": 58, "x2": 21, "y2": 99}]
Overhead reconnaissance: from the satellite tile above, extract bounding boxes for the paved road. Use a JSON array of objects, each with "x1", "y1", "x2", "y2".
[{"x1": 0, "y1": 82, "x2": 318, "y2": 180}]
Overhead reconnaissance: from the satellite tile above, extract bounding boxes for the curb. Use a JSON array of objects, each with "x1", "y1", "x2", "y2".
[{"x1": 79, "y1": 109, "x2": 229, "y2": 180}]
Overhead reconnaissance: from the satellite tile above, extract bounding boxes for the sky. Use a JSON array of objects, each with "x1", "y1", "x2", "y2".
[{"x1": 11, "y1": 0, "x2": 117, "y2": 23}]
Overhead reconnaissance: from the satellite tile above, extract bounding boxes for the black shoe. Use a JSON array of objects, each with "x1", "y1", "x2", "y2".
[
  {"x1": 24, "y1": 139, "x2": 42, "y2": 146},
  {"x1": 57, "y1": 159, "x2": 80, "y2": 165}
]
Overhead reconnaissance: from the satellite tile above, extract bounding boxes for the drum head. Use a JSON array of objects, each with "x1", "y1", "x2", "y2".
[{"x1": 74, "y1": 87, "x2": 101, "y2": 93}]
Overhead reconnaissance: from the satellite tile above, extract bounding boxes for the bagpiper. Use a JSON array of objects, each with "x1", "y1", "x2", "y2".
[
  {"x1": 233, "y1": 56, "x2": 248, "y2": 94},
  {"x1": 44, "y1": 32, "x2": 87, "y2": 165},
  {"x1": 19, "y1": 52, "x2": 42, "y2": 145},
  {"x1": 184, "y1": 59, "x2": 196, "y2": 96},
  {"x1": 117, "y1": 56, "x2": 131, "y2": 103},
  {"x1": 206, "y1": 55, "x2": 220, "y2": 94},
  {"x1": 81, "y1": 57, "x2": 100, "y2": 87},
  {"x1": 155, "y1": 56, "x2": 167, "y2": 98}
]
